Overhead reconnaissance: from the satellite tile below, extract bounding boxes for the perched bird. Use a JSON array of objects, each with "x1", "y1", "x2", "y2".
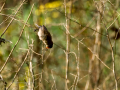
[
  {"x1": 0, "y1": 37, "x2": 12, "y2": 45},
  {"x1": 34, "y1": 25, "x2": 53, "y2": 49},
  {"x1": 0, "y1": 37, "x2": 5, "y2": 45}
]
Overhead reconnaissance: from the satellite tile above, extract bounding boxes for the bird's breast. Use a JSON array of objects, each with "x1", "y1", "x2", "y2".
[{"x1": 37, "y1": 30, "x2": 46, "y2": 40}]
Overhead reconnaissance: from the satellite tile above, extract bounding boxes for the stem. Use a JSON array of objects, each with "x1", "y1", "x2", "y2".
[{"x1": 64, "y1": 0, "x2": 71, "y2": 89}]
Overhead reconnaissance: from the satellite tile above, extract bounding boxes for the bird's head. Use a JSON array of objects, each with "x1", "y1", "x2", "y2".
[{"x1": 34, "y1": 24, "x2": 42, "y2": 32}]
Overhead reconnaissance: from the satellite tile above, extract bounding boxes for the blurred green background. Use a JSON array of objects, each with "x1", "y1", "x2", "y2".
[{"x1": 0, "y1": 0, "x2": 120, "y2": 90}]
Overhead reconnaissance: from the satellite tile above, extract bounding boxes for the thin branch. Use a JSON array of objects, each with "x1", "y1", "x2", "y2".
[
  {"x1": 0, "y1": 3, "x2": 34, "y2": 73},
  {"x1": 55, "y1": 8, "x2": 107, "y2": 37},
  {"x1": 0, "y1": 0, "x2": 26, "y2": 38},
  {"x1": 0, "y1": 74, "x2": 7, "y2": 90},
  {"x1": 51, "y1": 70, "x2": 57, "y2": 90},
  {"x1": 6, "y1": 4, "x2": 35, "y2": 88},
  {"x1": 6, "y1": 50, "x2": 29, "y2": 90},
  {"x1": 74, "y1": 17, "x2": 95, "y2": 38},
  {"x1": 64, "y1": 0, "x2": 71, "y2": 89},
  {"x1": 0, "y1": 2, "x2": 5, "y2": 12},
  {"x1": 96, "y1": 1, "x2": 118, "y2": 89},
  {"x1": 70, "y1": 34, "x2": 112, "y2": 71},
  {"x1": 74, "y1": 41, "x2": 80, "y2": 90},
  {"x1": 0, "y1": 13, "x2": 33, "y2": 28},
  {"x1": 58, "y1": 24, "x2": 112, "y2": 71}
]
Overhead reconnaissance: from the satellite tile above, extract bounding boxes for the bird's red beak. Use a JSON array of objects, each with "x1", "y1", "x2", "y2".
[{"x1": 46, "y1": 47, "x2": 49, "y2": 49}]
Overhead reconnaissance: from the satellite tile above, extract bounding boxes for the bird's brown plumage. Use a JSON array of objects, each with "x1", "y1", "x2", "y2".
[{"x1": 35, "y1": 25, "x2": 53, "y2": 49}]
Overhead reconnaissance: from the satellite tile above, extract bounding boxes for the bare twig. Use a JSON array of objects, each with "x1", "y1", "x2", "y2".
[
  {"x1": 0, "y1": 13, "x2": 32, "y2": 28},
  {"x1": 70, "y1": 33, "x2": 112, "y2": 71},
  {"x1": 0, "y1": 2, "x2": 5, "y2": 12},
  {"x1": 74, "y1": 41, "x2": 80, "y2": 90},
  {"x1": 55, "y1": 8, "x2": 107, "y2": 37},
  {"x1": 96, "y1": 1, "x2": 118, "y2": 89},
  {"x1": 51, "y1": 70, "x2": 57, "y2": 90},
  {"x1": 64, "y1": 0, "x2": 71, "y2": 89},
  {"x1": 74, "y1": 17, "x2": 95, "y2": 38},
  {"x1": 69, "y1": 73, "x2": 77, "y2": 90},
  {"x1": 0, "y1": 74, "x2": 7, "y2": 90},
  {"x1": 6, "y1": 50, "x2": 29, "y2": 90},
  {"x1": 27, "y1": 38, "x2": 34, "y2": 90},
  {"x1": 19, "y1": 47, "x2": 42, "y2": 56},
  {"x1": 0, "y1": 0, "x2": 26, "y2": 38},
  {"x1": 0, "y1": 3, "x2": 34, "y2": 73},
  {"x1": 106, "y1": 30, "x2": 118, "y2": 90},
  {"x1": 87, "y1": 1, "x2": 102, "y2": 89},
  {"x1": 5, "y1": 3, "x2": 34, "y2": 89}
]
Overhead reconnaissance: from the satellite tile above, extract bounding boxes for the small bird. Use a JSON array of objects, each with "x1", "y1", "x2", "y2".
[
  {"x1": 0, "y1": 37, "x2": 5, "y2": 45},
  {"x1": 34, "y1": 25, "x2": 53, "y2": 49},
  {"x1": 0, "y1": 37, "x2": 12, "y2": 45}
]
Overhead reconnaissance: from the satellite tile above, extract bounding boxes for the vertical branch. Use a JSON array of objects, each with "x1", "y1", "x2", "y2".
[
  {"x1": 34, "y1": 39, "x2": 43, "y2": 90},
  {"x1": 64, "y1": 0, "x2": 72, "y2": 89},
  {"x1": 75, "y1": 41, "x2": 80, "y2": 90},
  {"x1": 30, "y1": 40, "x2": 35, "y2": 89},
  {"x1": 99, "y1": 2, "x2": 118, "y2": 90},
  {"x1": 64, "y1": 0, "x2": 68, "y2": 89},
  {"x1": 51, "y1": 70, "x2": 57, "y2": 90},
  {"x1": 95, "y1": 9, "x2": 101, "y2": 88},
  {"x1": 28, "y1": 39, "x2": 34, "y2": 90},
  {"x1": 107, "y1": 33, "x2": 118, "y2": 90},
  {"x1": 106, "y1": 27, "x2": 118, "y2": 90},
  {"x1": 91, "y1": 5, "x2": 101, "y2": 90},
  {"x1": 85, "y1": 1, "x2": 101, "y2": 89}
]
